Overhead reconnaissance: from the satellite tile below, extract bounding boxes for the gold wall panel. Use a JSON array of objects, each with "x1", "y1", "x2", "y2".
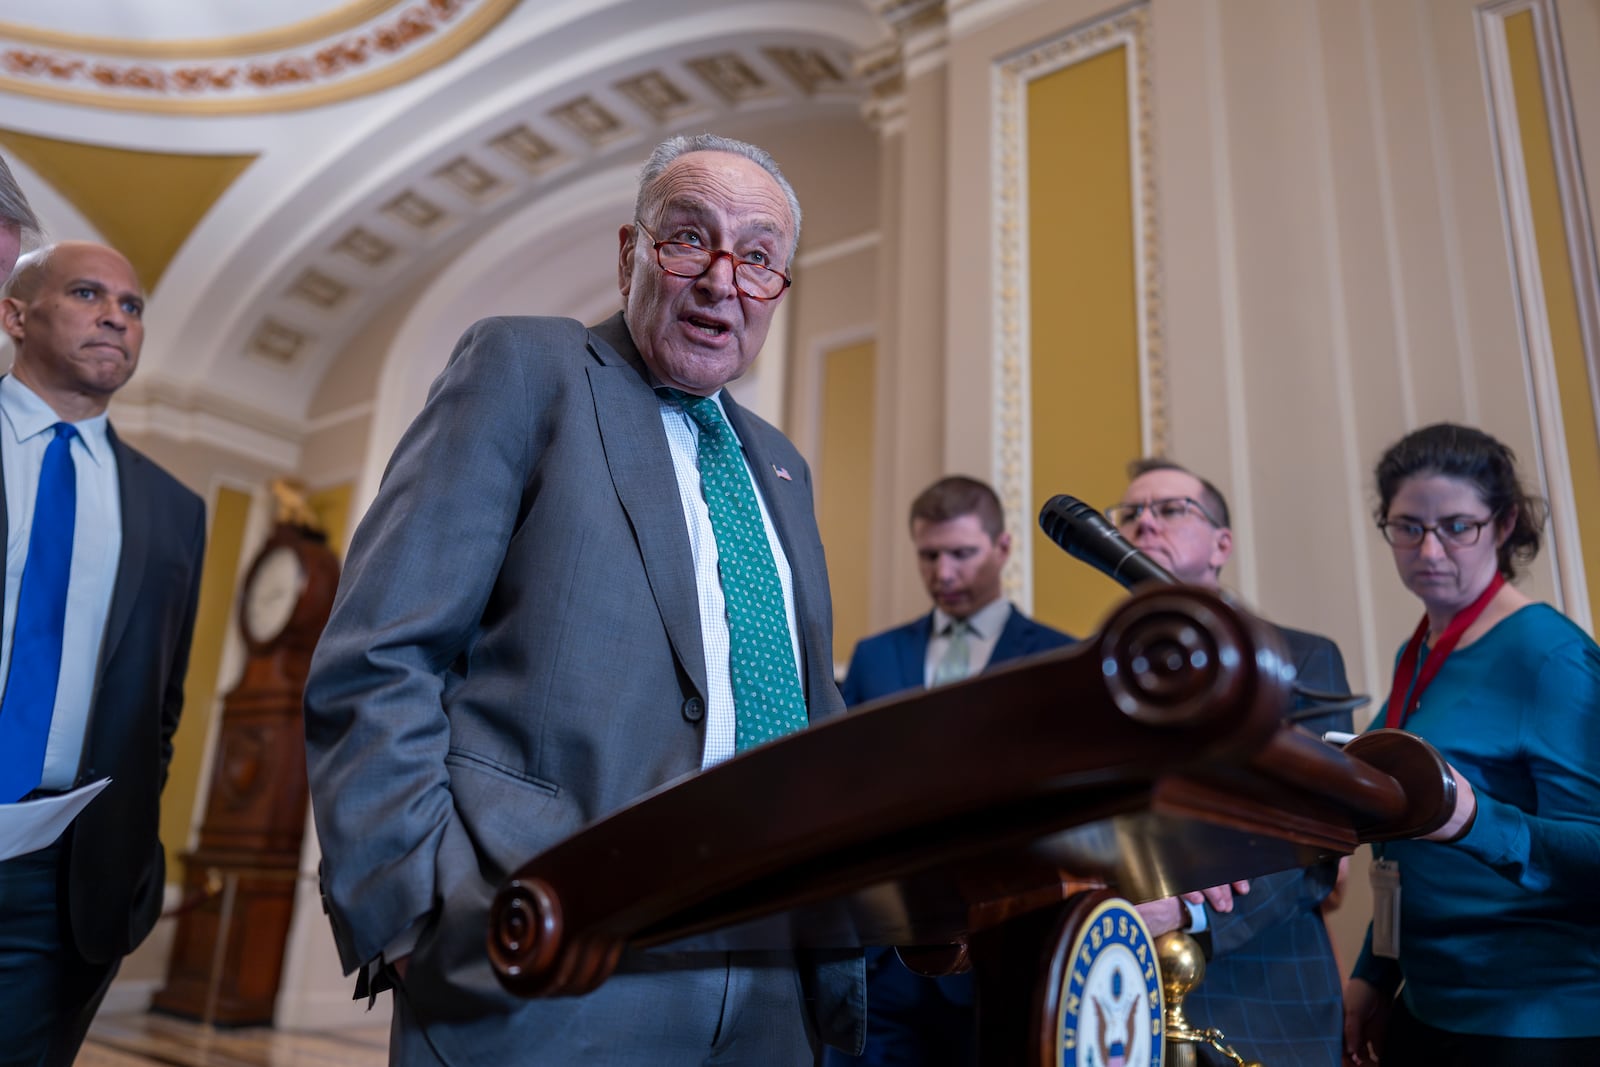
[
  {"x1": 0, "y1": 128, "x2": 254, "y2": 291},
  {"x1": 309, "y1": 482, "x2": 355, "y2": 557},
  {"x1": 163, "y1": 485, "x2": 251, "y2": 877},
  {"x1": 1506, "y1": 9, "x2": 1600, "y2": 618},
  {"x1": 818, "y1": 339, "x2": 878, "y2": 666},
  {"x1": 1026, "y1": 45, "x2": 1142, "y2": 638}
]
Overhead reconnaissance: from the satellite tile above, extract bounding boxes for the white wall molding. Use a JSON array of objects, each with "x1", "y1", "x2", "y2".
[{"x1": 1478, "y1": 0, "x2": 1593, "y2": 630}]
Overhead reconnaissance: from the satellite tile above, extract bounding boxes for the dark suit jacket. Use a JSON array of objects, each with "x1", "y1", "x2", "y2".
[
  {"x1": 840, "y1": 607, "x2": 1073, "y2": 708},
  {"x1": 1185, "y1": 624, "x2": 1353, "y2": 1067},
  {"x1": 0, "y1": 414, "x2": 206, "y2": 965},
  {"x1": 829, "y1": 606, "x2": 1072, "y2": 1065},
  {"x1": 304, "y1": 314, "x2": 862, "y2": 1064}
]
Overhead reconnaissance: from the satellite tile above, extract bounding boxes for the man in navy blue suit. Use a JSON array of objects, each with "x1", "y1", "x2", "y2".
[
  {"x1": 1117, "y1": 458, "x2": 1350, "y2": 1067},
  {"x1": 826, "y1": 475, "x2": 1072, "y2": 1067},
  {"x1": 0, "y1": 242, "x2": 206, "y2": 1064}
]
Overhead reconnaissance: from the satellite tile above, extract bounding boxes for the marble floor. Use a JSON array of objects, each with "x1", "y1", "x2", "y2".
[{"x1": 82, "y1": 1012, "x2": 388, "y2": 1066}]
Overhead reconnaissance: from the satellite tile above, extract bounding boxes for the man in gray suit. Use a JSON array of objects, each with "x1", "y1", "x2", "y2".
[
  {"x1": 1, "y1": 153, "x2": 41, "y2": 283},
  {"x1": 1115, "y1": 458, "x2": 1350, "y2": 1067},
  {"x1": 305, "y1": 134, "x2": 863, "y2": 1066}
]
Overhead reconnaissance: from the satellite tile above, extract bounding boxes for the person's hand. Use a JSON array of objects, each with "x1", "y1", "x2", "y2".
[
  {"x1": 1423, "y1": 763, "x2": 1477, "y2": 841},
  {"x1": 1343, "y1": 976, "x2": 1390, "y2": 1065},
  {"x1": 1135, "y1": 897, "x2": 1185, "y2": 937},
  {"x1": 1181, "y1": 879, "x2": 1250, "y2": 913}
]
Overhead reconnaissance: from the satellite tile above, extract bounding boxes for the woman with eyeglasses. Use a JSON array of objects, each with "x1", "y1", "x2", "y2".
[{"x1": 1343, "y1": 423, "x2": 1600, "y2": 1066}]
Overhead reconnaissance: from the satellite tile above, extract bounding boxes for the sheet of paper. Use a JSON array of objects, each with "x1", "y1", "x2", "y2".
[{"x1": 0, "y1": 778, "x2": 112, "y2": 861}]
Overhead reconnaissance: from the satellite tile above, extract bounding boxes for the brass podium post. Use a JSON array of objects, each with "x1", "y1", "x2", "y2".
[{"x1": 1156, "y1": 930, "x2": 1263, "y2": 1067}]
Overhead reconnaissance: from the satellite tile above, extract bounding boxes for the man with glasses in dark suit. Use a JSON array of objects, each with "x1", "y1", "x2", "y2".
[{"x1": 1113, "y1": 457, "x2": 1351, "y2": 1067}]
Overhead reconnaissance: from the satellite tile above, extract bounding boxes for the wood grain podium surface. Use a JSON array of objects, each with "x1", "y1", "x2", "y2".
[{"x1": 489, "y1": 586, "x2": 1445, "y2": 999}]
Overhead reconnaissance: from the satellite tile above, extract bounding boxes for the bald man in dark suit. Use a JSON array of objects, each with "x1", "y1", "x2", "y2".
[{"x1": 0, "y1": 242, "x2": 206, "y2": 1065}]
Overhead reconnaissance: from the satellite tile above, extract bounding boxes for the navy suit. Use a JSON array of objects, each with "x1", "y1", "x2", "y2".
[
  {"x1": 826, "y1": 604, "x2": 1073, "y2": 1067},
  {"x1": 0, "y1": 415, "x2": 206, "y2": 1063},
  {"x1": 1184, "y1": 625, "x2": 1353, "y2": 1067}
]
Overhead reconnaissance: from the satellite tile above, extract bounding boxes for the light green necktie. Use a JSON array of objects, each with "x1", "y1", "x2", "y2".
[
  {"x1": 670, "y1": 391, "x2": 809, "y2": 751},
  {"x1": 932, "y1": 619, "x2": 973, "y2": 686}
]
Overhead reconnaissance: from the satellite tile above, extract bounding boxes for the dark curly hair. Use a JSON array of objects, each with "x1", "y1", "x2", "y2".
[{"x1": 1373, "y1": 423, "x2": 1546, "y2": 579}]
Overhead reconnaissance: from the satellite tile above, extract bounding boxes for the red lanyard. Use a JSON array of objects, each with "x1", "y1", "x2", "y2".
[{"x1": 1383, "y1": 572, "x2": 1505, "y2": 730}]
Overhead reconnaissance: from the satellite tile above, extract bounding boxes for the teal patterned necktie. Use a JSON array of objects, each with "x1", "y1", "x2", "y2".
[{"x1": 668, "y1": 391, "x2": 809, "y2": 751}]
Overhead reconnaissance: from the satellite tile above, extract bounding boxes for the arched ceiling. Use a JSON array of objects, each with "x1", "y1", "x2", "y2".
[{"x1": 0, "y1": 0, "x2": 893, "y2": 447}]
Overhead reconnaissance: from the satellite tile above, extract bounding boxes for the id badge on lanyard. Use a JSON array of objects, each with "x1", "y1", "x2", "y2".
[{"x1": 1370, "y1": 856, "x2": 1401, "y2": 959}]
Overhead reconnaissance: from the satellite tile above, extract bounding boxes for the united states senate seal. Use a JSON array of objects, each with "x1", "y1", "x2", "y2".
[{"x1": 1056, "y1": 897, "x2": 1164, "y2": 1067}]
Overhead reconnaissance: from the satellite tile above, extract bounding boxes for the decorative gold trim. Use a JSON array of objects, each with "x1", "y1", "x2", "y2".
[
  {"x1": 0, "y1": 0, "x2": 403, "y2": 60},
  {"x1": 0, "y1": 0, "x2": 517, "y2": 115},
  {"x1": 993, "y1": 3, "x2": 1160, "y2": 603},
  {"x1": 1480, "y1": 0, "x2": 1600, "y2": 629}
]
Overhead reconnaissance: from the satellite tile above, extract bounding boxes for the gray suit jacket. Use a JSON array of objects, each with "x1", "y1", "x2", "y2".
[{"x1": 305, "y1": 314, "x2": 862, "y2": 1061}]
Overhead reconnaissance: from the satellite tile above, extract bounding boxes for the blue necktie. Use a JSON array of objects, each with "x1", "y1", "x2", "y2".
[
  {"x1": 668, "y1": 391, "x2": 809, "y2": 751},
  {"x1": 0, "y1": 422, "x2": 78, "y2": 802}
]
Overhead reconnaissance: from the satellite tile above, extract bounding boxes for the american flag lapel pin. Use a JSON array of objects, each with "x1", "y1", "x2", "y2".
[{"x1": 773, "y1": 464, "x2": 792, "y2": 481}]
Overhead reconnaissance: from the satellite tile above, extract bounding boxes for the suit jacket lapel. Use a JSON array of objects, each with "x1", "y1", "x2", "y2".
[
  {"x1": 901, "y1": 614, "x2": 934, "y2": 690},
  {"x1": 720, "y1": 393, "x2": 828, "y2": 698},
  {"x1": 991, "y1": 606, "x2": 1029, "y2": 664},
  {"x1": 722, "y1": 394, "x2": 805, "y2": 572},
  {"x1": 98, "y1": 427, "x2": 149, "y2": 674},
  {"x1": 585, "y1": 315, "x2": 708, "y2": 699}
]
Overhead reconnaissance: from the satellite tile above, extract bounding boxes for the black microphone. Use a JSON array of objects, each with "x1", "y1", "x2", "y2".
[
  {"x1": 1037, "y1": 494, "x2": 1372, "y2": 722},
  {"x1": 1037, "y1": 494, "x2": 1176, "y2": 589}
]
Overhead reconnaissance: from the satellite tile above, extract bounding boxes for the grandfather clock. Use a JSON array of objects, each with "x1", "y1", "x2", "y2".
[{"x1": 153, "y1": 481, "x2": 340, "y2": 1025}]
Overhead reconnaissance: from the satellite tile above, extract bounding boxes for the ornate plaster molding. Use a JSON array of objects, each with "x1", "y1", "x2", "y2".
[
  {"x1": 0, "y1": 0, "x2": 518, "y2": 114},
  {"x1": 991, "y1": 3, "x2": 1163, "y2": 604}
]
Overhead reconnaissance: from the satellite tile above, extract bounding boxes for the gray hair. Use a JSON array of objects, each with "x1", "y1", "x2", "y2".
[
  {"x1": 2, "y1": 245, "x2": 55, "y2": 300},
  {"x1": 634, "y1": 134, "x2": 802, "y2": 265},
  {"x1": 0, "y1": 153, "x2": 41, "y2": 239}
]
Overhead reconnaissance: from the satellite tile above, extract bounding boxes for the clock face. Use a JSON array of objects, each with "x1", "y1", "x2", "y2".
[{"x1": 245, "y1": 545, "x2": 305, "y2": 645}]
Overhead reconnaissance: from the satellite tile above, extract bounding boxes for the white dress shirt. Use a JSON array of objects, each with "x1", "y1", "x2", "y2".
[{"x1": 924, "y1": 598, "x2": 1013, "y2": 688}]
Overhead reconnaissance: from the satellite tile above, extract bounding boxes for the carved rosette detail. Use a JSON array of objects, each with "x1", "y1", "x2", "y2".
[
  {"x1": 992, "y1": 3, "x2": 1163, "y2": 606},
  {"x1": 490, "y1": 877, "x2": 625, "y2": 998}
]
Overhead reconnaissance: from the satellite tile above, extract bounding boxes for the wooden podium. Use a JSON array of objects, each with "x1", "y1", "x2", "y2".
[{"x1": 486, "y1": 586, "x2": 1452, "y2": 1065}]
